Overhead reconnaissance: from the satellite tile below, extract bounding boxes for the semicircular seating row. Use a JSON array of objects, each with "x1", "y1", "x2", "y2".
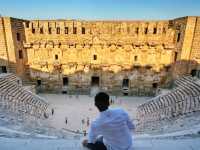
[
  {"x1": 136, "y1": 75, "x2": 200, "y2": 132},
  {"x1": 0, "y1": 73, "x2": 49, "y2": 119}
]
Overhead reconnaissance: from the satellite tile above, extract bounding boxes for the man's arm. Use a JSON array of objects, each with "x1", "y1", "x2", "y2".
[
  {"x1": 82, "y1": 123, "x2": 99, "y2": 149},
  {"x1": 125, "y1": 111, "x2": 135, "y2": 130},
  {"x1": 88, "y1": 122, "x2": 99, "y2": 143}
]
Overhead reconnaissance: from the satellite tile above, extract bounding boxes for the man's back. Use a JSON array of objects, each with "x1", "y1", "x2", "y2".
[{"x1": 88, "y1": 108, "x2": 134, "y2": 150}]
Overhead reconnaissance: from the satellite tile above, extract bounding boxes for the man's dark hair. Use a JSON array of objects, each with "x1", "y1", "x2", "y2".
[{"x1": 95, "y1": 92, "x2": 110, "y2": 112}]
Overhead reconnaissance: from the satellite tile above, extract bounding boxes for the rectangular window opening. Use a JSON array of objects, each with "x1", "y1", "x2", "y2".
[
  {"x1": 144, "y1": 27, "x2": 148, "y2": 34},
  {"x1": 48, "y1": 27, "x2": 52, "y2": 34},
  {"x1": 16, "y1": 33, "x2": 21, "y2": 41},
  {"x1": 93, "y1": 55, "x2": 97, "y2": 60},
  {"x1": 82, "y1": 27, "x2": 85, "y2": 34},
  {"x1": 56, "y1": 27, "x2": 60, "y2": 34},
  {"x1": 153, "y1": 28, "x2": 157, "y2": 34},
  {"x1": 91, "y1": 76, "x2": 99, "y2": 86},
  {"x1": 55, "y1": 54, "x2": 58, "y2": 60},
  {"x1": 26, "y1": 22, "x2": 29, "y2": 28},
  {"x1": 19, "y1": 50, "x2": 23, "y2": 59},
  {"x1": 122, "y1": 79, "x2": 129, "y2": 87},
  {"x1": 135, "y1": 27, "x2": 139, "y2": 34},
  {"x1": 177, "y1": 32, "x2": 181, "y2": 42},
  {"x1": 134, "y1": 56, "x2": 138, "y2": 61},
  {"x1": 37, "y1": 80, "x2": 41, "y2": 86},
  {"x1": 152, "y1": 83, "x2": 158, "y2": 88},
  {"x1": 73, "y1": 27, "x2": 77, "y2": 34},
  {"x1": 65, "y1": 27, "x2": 69, "y2": 34},
  {"x1": 174, "y1": 52, "x2": 178, "y2": 62},
  {"x1": 40, "y1": 27, "x2": 44, "y2": 34},
  {"x1": 0, "y1": 66, "x2": 7, "y2": 73},
  {"x1": 32, "y1": 28, "x2": 35, "y2": 34}
]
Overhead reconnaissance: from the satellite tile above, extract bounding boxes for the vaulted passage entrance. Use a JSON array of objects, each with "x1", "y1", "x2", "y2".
[
  {"x1": 0, "y1": 66, "x2": 7, "y2": 73},
  {"x1": 63, "y1": 77, "x2": 68, "y2": 86},
  {"x1": 122, "y1": 79, "x2": 129, "y2": 87},
  {"x1": 91, "y1": 76, "x2": 100, "y2": 86},
  {"x1": 191, "y1": 69, "x2": 197, "y2": 77}
]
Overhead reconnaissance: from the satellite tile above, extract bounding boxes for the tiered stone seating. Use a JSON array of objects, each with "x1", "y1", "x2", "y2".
[
  {"x1": 175, "y1": 76, "x2": 200, "y2": 96},
  {"x1": 136, "y1": 76, "x2": 200, "y2": 133},
  {"x1": 0, "y1": 73, "x2": 21, "y2": 86},
  {"x1": 0, "y1": 74, "x2": 49, "y2": 119}
]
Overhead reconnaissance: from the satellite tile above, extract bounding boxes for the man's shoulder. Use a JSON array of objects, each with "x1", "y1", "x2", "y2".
[
  {"x1": 91, "y1": 116, "x2": 101, "y2": 127},
  {"x1": 110, "y1": 107, "x2": 127, "y2": 114}
]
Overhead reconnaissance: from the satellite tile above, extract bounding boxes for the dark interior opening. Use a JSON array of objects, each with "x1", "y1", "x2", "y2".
[
  {"x1": 62, "y1": 91, "x2": 67, "y2": 94},
  {"x1": 65, "y1": 27, "x2": 68, "y2": 34},
  {"x1": 174, "y1": 52, "x2": 178, "y2": 62},
  {"x1": 48, "y1": 27, "x2": 52, "y2": 34},
  {"x1": 19, "y1": 50, "x2": 23, "y2": 59},
  {"x1": 144, "y1": 27, "x2": 148, "y2": 34},
  {"x1": 191, "y1": 69, "x2": 197, "y2": 77},
  {"x1": 122, "y1": 79, "x2": 129, "y2": 87},
  {"x1": 153, "y1": 28, "x2": 157, "y2": 34},
  {"x1": 63, "y1": 77, "x2": 69, "y2": 86},
  {"x1": 93, "y1": 55, "x2": 97, "y2": 60},
  {"x1": 91, "y1": 76, "x2": 99, "y2": 86},
  {"x1": 123, "y1": 93, "x2": 128, "y2": 96},
  {"x1": 82, "y1": 27, "x2": 85, "y2": 34},
  {"x1": 152, "y1": 83, "x2": 158, "y2": 88},
  {"x1": 165, "y1": 65, "x2": 171, "y2": 72},
  {"x1": 1, "y1": 66, "x2": 7, "y2": 73},
  {"x1": 73, "y1": 27, "x2": 77, "y2": 34},
  {"x1": 55, "y1": 54, "x2": 58, "y2": 60},
  {"x1": 135, "y1": 27, "x2": 139, "y2": 34},
  {"x1": 177, "y1": 32, "x2": 181, "y2": 42},
  {"x1": 37, "y1": 80, "x2": 41, "y2": 86}
]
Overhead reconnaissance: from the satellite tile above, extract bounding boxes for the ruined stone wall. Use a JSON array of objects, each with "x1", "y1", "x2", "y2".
[
  {"x1": 25, "y1": 20, "x2": 175, "y2": 72},
  {"x1": 0, "y1": 17, "x2": 9, "y2": 70},
  {"x1": 190, "y1": 17, "x2": 200, "y2": 65},
  {"x1": 172, "y1": 17, "x2": 200, "y2": 78},
  {"x1": 171, "y1": 17, "x2": 194, "y2": 78},
  {"x1": 22, "y1": 19, "x2": 177, "y2": 94},
  {"x1": 9, "y1": 18, "x2": 28, "y2": 77},
  {"x1": 0, "y1": 17, "x2": 28, "y2": 77},
  {"x1": 1, "y1": 16, "x2": 200, "y2": 95}
]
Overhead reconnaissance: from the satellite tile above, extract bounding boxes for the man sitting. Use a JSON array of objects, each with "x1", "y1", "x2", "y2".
[{"x1": 82, "y1": 92, "x2": 135, "y2": 150}]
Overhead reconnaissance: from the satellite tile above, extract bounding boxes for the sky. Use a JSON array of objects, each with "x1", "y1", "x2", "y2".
[{"x1": 0, "y1": 0, "x2": 200, "y2": 20}]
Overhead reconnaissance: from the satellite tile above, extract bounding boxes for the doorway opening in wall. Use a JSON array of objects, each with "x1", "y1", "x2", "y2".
[
  {"x1": 63, "y1": 77, "x2": 68, "y2": 86},
  {"x1": 174, "y1": 52, "x2": 178, "y2": 62},
  {"x1": 37, "y1": 79, "x2": 41, "y2": 86},
  {"x1": 122, "y1": 79, "x2": 129, "y2": 96},
  {"x1": 191, "y1": 69, "x2": 197, "y2": 77},
  {"x1": 0, "y1": 66, "x2": 7, "y2": 73},
  {"x1": 152, "y1": 83, "x2": 158, "y2": 88},
  {"x1": 36, "y1": 79, "x2": 42, "y2": 92},
  {"x1": 62, "y1": 77, "x2": 68, "y2": 94},
  {"x1": 122, "y1": 79, "x2": 129, "y2": 87},
  {"x1": 91, "y1": 76, "x2": 100, "y2": 86}
]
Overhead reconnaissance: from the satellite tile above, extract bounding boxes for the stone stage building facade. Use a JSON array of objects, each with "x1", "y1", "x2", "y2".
[{"x1": 0, "y1": 16, "x2": 200, "y2": 95}]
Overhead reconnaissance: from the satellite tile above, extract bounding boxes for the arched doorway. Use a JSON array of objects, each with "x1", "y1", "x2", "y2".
[
  {"x1": 122, "y1": 79, "x2": 129, "y2": 96},
  {"x1": 122, "y1": 79, "x2": 129, "y2": 87},
  {"x1": 91, "y1": 76, "x2": 100, "y2": 86},
  {"x1": 191, "y1": 69, "x2": 197, "y2": 77}
]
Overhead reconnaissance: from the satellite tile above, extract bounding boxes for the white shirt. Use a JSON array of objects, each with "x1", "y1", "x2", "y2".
[{"x1": 88, "y1": 108, "x2": 134, "y2": 150}]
